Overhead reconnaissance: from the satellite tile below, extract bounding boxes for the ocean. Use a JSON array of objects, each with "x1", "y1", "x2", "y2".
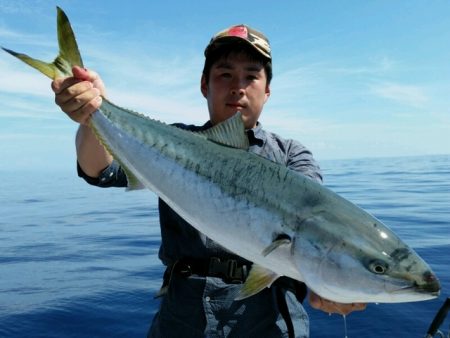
[{"x1": 0, "y1": 154, "x2": 449, "y2": 337}]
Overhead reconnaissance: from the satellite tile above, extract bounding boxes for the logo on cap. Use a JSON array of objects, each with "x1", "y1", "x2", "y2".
[
  {"x1": 227, "y1": 25, "x2": 248, "y2": 39},
  {"x1": 205, "y1": 24, "x2": 271, "y2": 60}
]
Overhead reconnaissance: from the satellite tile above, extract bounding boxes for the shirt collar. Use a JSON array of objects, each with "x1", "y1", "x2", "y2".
[{"x1": 246, "y1": 122, "x2": 264, "y2": 147}]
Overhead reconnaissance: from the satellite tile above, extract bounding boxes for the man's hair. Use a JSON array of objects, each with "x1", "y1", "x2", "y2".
[{"x1": 202, "y1": 40, "x2": 272, "y2": 85}]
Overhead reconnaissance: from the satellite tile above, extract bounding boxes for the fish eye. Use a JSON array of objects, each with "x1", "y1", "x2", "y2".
[{"x1": 369, "y1": 260, "x2": 389, "y2": 274}]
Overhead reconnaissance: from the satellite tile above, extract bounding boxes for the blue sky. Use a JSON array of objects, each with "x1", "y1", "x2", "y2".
[{"x1": 0, "y1": 0, "x2": 449, "y2": 171}]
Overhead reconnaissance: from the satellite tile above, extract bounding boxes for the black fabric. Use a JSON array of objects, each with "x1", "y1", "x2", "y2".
[{"x1": 168, "y1": 257, "x2": 250, "y2": 284}]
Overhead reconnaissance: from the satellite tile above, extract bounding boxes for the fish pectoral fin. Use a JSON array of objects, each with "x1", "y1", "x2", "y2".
[
  {"x1": 197, "y1": 112, "x2": 249, "y2": 150},
  {"x1": 234, "y1": 264, "x2": 279, "y2": 300},
  {"x1": 262, "y1": 236, "x2": 292, "y2": 257}
]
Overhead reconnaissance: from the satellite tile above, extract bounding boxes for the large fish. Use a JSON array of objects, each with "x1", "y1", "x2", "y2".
[{"x1": 2, "y1": 7, "x2": 440, "y2": 304}]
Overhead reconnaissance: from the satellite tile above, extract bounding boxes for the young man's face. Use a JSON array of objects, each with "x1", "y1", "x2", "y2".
[{"x1": 201, "y1": 53, "x2": 270, "y2": 129}]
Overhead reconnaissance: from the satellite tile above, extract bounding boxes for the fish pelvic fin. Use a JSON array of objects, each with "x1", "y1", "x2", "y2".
[
  {"x1": 2, "y1": 6, "x2": 83, "y2": 79},
  {"x1": 198, "y1": 112, "x2": 249, "y2": 150},
  {"x1": 154, "y1": 285, "x2": 168, "y2": 299},
  {"x1": 234, "y1": 264, "x2": 279, "y2": 300}
]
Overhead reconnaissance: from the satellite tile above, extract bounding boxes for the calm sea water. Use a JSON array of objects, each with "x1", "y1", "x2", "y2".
[{"x1": 0, "y1": 155, "x2": 449, "y2": 338}]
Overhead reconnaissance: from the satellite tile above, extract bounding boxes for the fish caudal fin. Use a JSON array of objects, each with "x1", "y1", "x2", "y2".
[{"x1": 2, "y1": 6, "x2": 83, "y2": 79}]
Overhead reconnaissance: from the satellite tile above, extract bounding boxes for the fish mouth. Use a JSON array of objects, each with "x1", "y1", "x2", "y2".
[
  {"x1": 414, "y1": 279, "x2": 441, "y2": 295},
  {"x1": 397, "y1": 272, "x2": 441, "y2": 296},
  {"x1": 417, "y1": 271, "x2": 441, "y2": 294}
]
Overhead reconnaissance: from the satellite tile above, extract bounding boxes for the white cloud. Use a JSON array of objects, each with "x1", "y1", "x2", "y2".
[
  {"x1": 0, "y1": 21, "x2": 207, "y2": 123},
  {"x1": 0, "y1": 58, "x2": 54, "y2": 121},
  {"x1": 370, "y1": 82, "x2": 428, "y2": 107},
  {"x1": 75, "y1": 36, "x2": 208, "y2": 124},
  {"x1": 106, "y1": 89, "x2": 207, "y2": 125},
  {"x1": 0, "y1": 1, "x2": 32, "y2": 14},
  {"x1": 0, "y1": 24, "x2": 55, "y2": 48},
  {"x1": 0, "y1": 26, "x2": 23, "y2": 38},
  {"x1": 259, "y1": 104, "x2": 449, "y2": 161},
  {"x1": 0, "y1": 64, "x2": 51, "y2": 97},
  {"x1": 322, "y1": 55, "x2": 396, "y2": 76}
]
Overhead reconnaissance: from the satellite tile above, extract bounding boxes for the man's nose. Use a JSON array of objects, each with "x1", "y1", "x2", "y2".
[{"x1": 230, "y1": 78, "x2": 245, "y2": 96}]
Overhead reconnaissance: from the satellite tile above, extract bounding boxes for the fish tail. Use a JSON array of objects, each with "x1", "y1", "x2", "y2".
[{"x1": 2, "y1": 6, "x2": 83, "y2": 79}]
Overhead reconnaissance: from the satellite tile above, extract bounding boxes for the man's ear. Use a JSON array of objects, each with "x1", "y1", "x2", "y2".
[
  {"x1": 264, "y1": 84, "x2": 271, "y2": 103},
  {"x1": 201, "y1": 74, "x2": 208, "y2": 98}
]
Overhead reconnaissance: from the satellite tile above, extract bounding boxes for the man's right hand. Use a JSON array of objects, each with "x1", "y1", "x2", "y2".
[
  {"x1": 51, "y1": 66, "x2": 105, "y2": 125},
  {"x1": 52, "y1": 66, "x2": 113, "y2": 177}
]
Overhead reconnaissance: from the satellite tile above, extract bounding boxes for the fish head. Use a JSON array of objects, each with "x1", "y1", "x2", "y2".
[{"x1": 294, "y1": 213, "x2": 440, "y2": 304}]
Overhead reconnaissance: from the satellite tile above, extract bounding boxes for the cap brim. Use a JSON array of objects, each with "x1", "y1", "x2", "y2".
[{"x1": 205, "y1": 36, "x2": 271, "y2": 60}]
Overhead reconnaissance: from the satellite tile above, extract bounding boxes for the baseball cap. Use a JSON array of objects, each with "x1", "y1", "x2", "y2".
[{"x1": 204, "y1": 24, "x2": 271, "y2": 60}]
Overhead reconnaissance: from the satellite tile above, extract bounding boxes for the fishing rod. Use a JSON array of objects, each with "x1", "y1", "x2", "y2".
[{"x1": 425, "y1": 297, "x2": 450, "y2": 338}]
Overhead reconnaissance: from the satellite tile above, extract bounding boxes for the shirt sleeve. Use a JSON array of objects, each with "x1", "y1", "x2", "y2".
[
  {"x1": 286, "y1": 140, "x2": 323, "y2": 184},
  {"x1": 77, "y1": 160, "x2": 128, "y2": 188}
]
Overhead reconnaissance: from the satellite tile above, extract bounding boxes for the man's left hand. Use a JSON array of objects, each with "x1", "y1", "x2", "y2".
[{"x1": 308, "y1": 291, "x2": 367, "y2": 315}]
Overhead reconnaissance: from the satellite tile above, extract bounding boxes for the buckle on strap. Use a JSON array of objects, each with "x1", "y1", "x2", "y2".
[
  {"x1": 208, "y1": 257, "x2": 248, "y2": 283},
  {"x1": 169, "y1": 257, "x2": 250, "y2": 284}
]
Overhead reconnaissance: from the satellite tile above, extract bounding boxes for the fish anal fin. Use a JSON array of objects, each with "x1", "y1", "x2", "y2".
[
  {"x1": 198, "y1": 112, "x2": 249, "y2": 150},
  {"x1": 125, "y1": 174, "x2": 145, "y2": 190},
  {"x1": 121, "y1": 165, "x2": 145, "y2": 191},
  {"x1": 235, "y1": 264, "x2": 279, "y2": 300}
]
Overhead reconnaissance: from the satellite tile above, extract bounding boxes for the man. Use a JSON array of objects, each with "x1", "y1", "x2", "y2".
[{"x1": 52, "y1": 24, "x2": 365, "y2": 337}]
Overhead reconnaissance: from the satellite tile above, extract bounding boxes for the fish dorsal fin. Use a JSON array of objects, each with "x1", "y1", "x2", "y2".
[
  {"x1": 235, "y1": 264, "x2": 279, "y2": 300},
  {"x1": 198, "y1": 112, "x2": 249, "y2": 150}
]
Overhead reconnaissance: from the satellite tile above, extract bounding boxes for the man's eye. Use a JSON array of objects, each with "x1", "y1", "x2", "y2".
[{"x1": 220, "y1": 73, "x2": 231, "y2": 78}]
